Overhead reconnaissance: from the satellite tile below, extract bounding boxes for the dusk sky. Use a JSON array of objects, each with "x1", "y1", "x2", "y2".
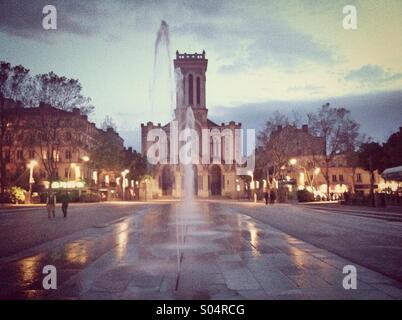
[{"x1": 1, "y1": 0, "x2": 401, "y2": 150}]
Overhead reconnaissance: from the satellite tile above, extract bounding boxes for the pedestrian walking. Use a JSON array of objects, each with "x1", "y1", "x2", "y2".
[
  {"x1": 61, "y1": 192, "x2": 69, "y2": 218},
  {"x1": 46, "y1": 192, "x2": 56, "y2": 219},
  {"x1": 269, "y1": 189, "x2": 276, "y2": 205},
  {"x1": 264, "y1": 191, "x2": 269, "y2": 205}
]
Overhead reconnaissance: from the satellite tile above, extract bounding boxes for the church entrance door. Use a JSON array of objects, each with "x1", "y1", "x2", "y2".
[
  {"x1": 161, "y1": 165, "x2": 174, "y2": 196},
  {"x1": 209, "y1": 165, "x2": 222, "y2": 196}
]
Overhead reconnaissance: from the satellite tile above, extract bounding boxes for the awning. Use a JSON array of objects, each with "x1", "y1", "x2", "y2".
[{"x1": 382, "y1": 165, "x2": 402, "y2": 181}]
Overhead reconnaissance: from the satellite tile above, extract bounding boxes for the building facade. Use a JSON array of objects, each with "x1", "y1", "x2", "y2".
[
  {"x1": 1, "y1": 99, "x2": 124, "y2": 197},
  {"x1": 263, "y1": 124, "x2": 395, "y2": 199},
  {"x1": 141, "y1": 51, "x2": 243, "y2": 199}
]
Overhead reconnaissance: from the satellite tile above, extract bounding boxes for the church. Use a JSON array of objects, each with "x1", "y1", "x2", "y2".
[{"x1": 141, "y1": 51, "x2": 243, "y2": 199}]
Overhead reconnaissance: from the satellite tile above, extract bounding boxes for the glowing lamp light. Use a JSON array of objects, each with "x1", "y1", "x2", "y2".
[
  {"x1": 27, "y1": 159, "x2": 38, "y2": 169},
  {"x1": 289, "y1": 158, "x2": 297, "y2": 166},
  {"x1": 51, "y1": 181, "x2": 60, "y2": 189}
]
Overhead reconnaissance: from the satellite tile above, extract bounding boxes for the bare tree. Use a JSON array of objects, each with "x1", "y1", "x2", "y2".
[
  {"x1": 308, "y1": 103, "x2": 360, "y2": 199},
  {"x1": 32, "y1": 72, "x2": 94, "y2": 186},
  {"x1": 101, "y1": 115, "x2": 117, "y2": 132},
  {"x1": 257, "y1": 111, "x2": 300, "y2": 184}
]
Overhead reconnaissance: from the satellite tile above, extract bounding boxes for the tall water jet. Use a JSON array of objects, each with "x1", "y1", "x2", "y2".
[
  {"x1": 150, "y1": 20, "x2": 175, "y2": 123},
  {"x1": 182, "y1": 107, "x2": 196, "y2": 203}
]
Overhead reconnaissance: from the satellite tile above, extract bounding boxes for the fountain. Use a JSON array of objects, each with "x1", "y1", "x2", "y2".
[
  {"x1": 150, "y1": 20, "x2": 175, "y2": 123},
  {"x1": 150, "y1": 21, "x2": 212, "y2": 292}
]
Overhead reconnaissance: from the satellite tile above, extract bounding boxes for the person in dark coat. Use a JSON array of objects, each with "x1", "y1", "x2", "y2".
[
  {"x1": 264, "y1": 191, "x2": 269, "y2": 205},
  {"x1": 269, "y1": 189, "x2": 276, "y2": 205},
  {"x1": 61, "y1": 192, "x2": 69, "y2": 218},
  {"x1": 46, "y1": 192, "x2": 56, "y2": 219}
]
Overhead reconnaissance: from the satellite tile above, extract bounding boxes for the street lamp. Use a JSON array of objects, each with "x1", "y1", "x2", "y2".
[
  {"x1": 121, "y1": 169, "x2": 129, "y2": 200},
  {"x1": 27, "y1": 160, "x2": 38, "y2": 203},
  {"x1": 82, "y1": 155, "x2": 90, "y2": 181},
  {"x1": 289, "y1": 158, "x2": 297, "y2": 166},
  {"x1": 248, "y1": 170, "x2": 255, "y2": 202}
]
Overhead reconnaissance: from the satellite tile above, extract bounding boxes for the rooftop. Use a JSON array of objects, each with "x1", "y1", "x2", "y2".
[{"x1": 175, "y1": 50, "x2": 206, "y2": 60}]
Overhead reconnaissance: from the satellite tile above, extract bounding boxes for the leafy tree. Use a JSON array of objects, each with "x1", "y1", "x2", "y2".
[
  {"x1": 126, "y1": 150, "x2": 151, "y2": 183},
  {"x1": 91, "y1": 118, "x2": 123, "y2": 175},
  {"x1": 33, "y1": 72, "x2": 94, "y2": 114},
  {"x1": 383, "y1": 128, "x2": 402, "y2": 169},
  {"x1": 0, "y1": 61, "x2": 31, "y2": 200},
  {"x1": 358, "y1": 142, "x2": 385, "y2": 206}
]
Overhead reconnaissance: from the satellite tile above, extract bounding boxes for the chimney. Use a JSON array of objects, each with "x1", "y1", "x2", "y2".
[{"x1": 302, "y1": 124, "x2": 308, "y2": 132}]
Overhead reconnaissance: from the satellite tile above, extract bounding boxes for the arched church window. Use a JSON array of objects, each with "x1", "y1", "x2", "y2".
[
  {"x1": 188, "y1": 74, "x2": 194, "y2": 105},
  {"x1": 196, "y1": 77, "x2": 201, "y2": 105}
]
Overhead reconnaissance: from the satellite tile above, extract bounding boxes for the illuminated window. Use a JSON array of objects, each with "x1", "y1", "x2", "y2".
[{"x1": 356, "y1": 173, "x2": 362, "y2": 183}]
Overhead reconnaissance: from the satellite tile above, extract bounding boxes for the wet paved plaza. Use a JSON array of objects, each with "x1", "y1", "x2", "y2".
[{"x1": 1, "y1": 201, "x2": 402, "y2": 300}]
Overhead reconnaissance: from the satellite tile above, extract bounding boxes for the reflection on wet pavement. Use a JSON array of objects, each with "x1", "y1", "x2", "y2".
[{"x1": 1, "y1": 202, "x2": 401, "y2": 300}]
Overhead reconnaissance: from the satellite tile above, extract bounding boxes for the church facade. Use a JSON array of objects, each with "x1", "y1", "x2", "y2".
[{"x1": 141, "y1": 51, "x2": 243, "y2": 199}]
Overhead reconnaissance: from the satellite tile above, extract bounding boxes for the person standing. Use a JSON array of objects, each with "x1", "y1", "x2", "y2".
[
  {"x1": 264, "y1": 191, "x2": 269, "y2": 205},
  {"x1": 269, "y1": 189, "x2": 276, "y2": 205},
  {"x1": 61, "y1": 192, "x2": 69, "y2": 218},
  {"x1": 46, "y1": 192, "x2": 56, "y2": 219}
]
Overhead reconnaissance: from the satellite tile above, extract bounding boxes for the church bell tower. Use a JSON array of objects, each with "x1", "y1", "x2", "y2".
[{"x1": 174, "y1": 51, "x2": 208, "y2": 126}]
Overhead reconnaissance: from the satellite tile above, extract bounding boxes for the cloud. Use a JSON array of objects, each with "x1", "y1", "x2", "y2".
[
  {"x1": 287, "y1": 85, "x2": 325, "y2": 95},
  {"x1": 207, "y1": 90, "x2": 402, "y2": 144},
  {"x1": 345, "y1": 65, "x2": 402, "y2": 85},
  {"x1": 172, "y1": 4, "x2": 334, "y2": 72}
]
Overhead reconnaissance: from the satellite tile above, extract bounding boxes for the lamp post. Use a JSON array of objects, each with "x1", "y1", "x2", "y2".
[
  {"x1": 27, "y1": 160, "x2": 38, "y2": 203},
  {"x1": 313, "y1": 167, "x2": 320, "y2": 192},
  {"x1": 144, "y1": 178, "x2": 149, "y2": 201},
  {"x1": 82, "y1": 155, "x2": 90, "y2": 181},
  {"x1": 121, "y1": 169, "x2": 129, "y2": 200}
]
